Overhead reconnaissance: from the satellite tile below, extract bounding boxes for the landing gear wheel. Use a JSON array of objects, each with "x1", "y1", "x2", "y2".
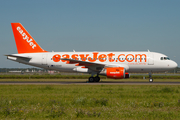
[
  {"x1": 149, "y1": 78, "x2": 153, "y2": 82},
  {"x1": 149, "y1": 72, "x2": 153, "y2": 83},
  {"x1": 94, "y1": 76, "x2": 100, "y2": 82},
  {"x1": 89, "y1": 77, "x2": 94, "y2": 82}
]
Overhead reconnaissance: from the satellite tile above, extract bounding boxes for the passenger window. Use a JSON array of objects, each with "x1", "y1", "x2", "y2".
[{"x1": 160, "y1": 57, "x2": 163, "y2": 60}]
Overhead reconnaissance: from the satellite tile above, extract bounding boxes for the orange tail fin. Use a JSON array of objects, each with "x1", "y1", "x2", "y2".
[{"x1": 11, "y1": 23, "x2": 47, "y2": 54}]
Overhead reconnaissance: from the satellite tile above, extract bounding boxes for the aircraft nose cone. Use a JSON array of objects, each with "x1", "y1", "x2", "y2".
[
  {"x1": 171, "y1": 61, "x2": 178, "y2": 68},
  {"x1": 174, "y1": 62, "x2": 178, "y2": 68}
]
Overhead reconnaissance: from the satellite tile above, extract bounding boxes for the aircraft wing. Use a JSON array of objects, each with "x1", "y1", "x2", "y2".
[
  {"x1": 61, "y1": 58, "x2": 129, "y2": 72},
  {"x1": 61, "y1": 58, "x2": 104, "y2": 71}
]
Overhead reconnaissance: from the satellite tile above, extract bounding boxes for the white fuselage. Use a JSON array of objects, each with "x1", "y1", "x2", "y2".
[{"x1": 8, "y1": 51, "x2": 178, "y2": 74}]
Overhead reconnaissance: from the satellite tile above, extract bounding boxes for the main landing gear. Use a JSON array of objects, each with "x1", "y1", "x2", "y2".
[
  {"x1": 149, "y1": 72, "x2": 153, "y2": 82},
  {"x1": 88, "y1": 76, "x2": 100, "y2": 82}
]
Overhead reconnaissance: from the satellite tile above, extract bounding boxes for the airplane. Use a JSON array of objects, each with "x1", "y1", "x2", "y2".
[{"x1": 6, "y1": 23, "x2": 178, "y2": 82}]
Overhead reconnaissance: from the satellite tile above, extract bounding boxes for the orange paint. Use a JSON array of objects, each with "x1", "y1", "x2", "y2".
[
  {"x1": 61, "y1": 54, "x2": 70, "y2": 62},
  {"x1": 79, "y1": 54, "x2": 89, "y2": 61},
  {"x1": 11, "y1": 23, "x2": 47, "y2": 54},
  {"x1": 106, "y1": 67, "x2": 124, "y2": 79},
  {"x1": 107, "y1": 53, "x2": 115, "y2": 62},
  {"x1": 52, "y1": 53, "x2": 147, "y2": 63},
  {"x1": 98, "y1": 54, "x2": 107, "y2": 62},
  {"x1": 66, "y1": 61, "x2": 70, "y2": 64},
  {"x1": 75, "y1": 63, "x2": 79, "y2": 66},
  {"x1": 88, "y1": 52, "x2": 98, "y2": 62},
  {"x1": 81, "y1": 66, "x2": 87, "y2": 68},
  {"x1": 126, "y1": 54, "x2": 134, "y2": 62},
  {"x1": 125, "y1": 72, "x2": 130, "y2": 78},
  {"x1": 118, "y1": 54, "x2": 125, "y2": 62},
  {"x1": 72, "y1": 54, "x2": 78, "y2": 60},
  {"x1": 135, "y1": 54, "x2": 147, "y2": 62},
  {"x1": 52, "y1": 54, "x2": 61, "y2": 62}
]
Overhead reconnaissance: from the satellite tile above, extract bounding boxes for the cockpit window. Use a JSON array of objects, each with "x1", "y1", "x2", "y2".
[{"x1": 160, "y1": 57, "x2": 170, "y2": 60}]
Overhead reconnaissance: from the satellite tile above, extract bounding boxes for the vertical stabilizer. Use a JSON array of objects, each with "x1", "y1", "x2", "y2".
[{"x1": 11, "y1": 23, "x2": 47, "y2": 53}]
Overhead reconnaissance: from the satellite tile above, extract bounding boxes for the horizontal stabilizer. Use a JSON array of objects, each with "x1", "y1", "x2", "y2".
[{"x1": 5, "y1": 54, "x2": 31, "y2": 60}]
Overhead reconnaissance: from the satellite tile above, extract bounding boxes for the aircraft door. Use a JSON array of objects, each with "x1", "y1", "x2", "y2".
[
  {"x1": 42, "y1": 54, "x2": 47, "y2": 65},
  {"x1": 148, "y1": 53, "x2": 154, "y2": 65}
]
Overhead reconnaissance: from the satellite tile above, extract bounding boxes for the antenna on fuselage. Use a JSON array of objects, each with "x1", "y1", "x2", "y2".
[
  {"x1": 73, "y1": 50, "x2": 75, "y2": 52},
  {"x1": 148, "y1": 49, "x2": 150, "y2": 52}
]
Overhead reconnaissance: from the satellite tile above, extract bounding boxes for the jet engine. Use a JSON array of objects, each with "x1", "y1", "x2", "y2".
[{"x1": 100, "y1": 67, "x2": 130, "y2": 79}]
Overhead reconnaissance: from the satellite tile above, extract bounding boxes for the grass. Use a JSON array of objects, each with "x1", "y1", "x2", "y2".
[{"x1": 0, "y1": 85, "x2": 180, "y2": 119}]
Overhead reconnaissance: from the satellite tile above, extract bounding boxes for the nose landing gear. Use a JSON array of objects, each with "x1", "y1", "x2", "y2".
[{"x1": 149, "y1": 72, "x2": 153, "y2": 82}]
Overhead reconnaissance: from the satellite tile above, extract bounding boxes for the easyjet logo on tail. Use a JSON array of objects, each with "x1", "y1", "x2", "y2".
[{"x1": 17, "y1": 26, "x2": 36, "y2": 49}]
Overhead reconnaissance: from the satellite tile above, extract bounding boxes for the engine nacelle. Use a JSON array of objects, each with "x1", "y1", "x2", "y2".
[{"x1": 100, "y1": 67, "x2": 130, "y2": 79}]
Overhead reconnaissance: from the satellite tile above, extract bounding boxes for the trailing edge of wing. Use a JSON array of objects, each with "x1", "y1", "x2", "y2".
[
  {"x1": 61, "y1": 58, "x2": 130, "y2": 71},
  {"x1": 61, "y1": 58, "x2": 105, "y2": 67}
]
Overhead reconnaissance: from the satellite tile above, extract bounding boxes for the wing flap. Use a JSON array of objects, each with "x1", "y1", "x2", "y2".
[
  {"x1": 61, "y1": 58, "x2": 129, "y2": 72},
  {"x1": 61, "y1": 58, "x2": 104, "y2": 67}
]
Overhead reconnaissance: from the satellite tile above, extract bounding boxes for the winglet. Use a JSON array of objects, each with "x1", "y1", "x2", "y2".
[{"x1": 11, "y1": 23, "x2": 47, "y2": 54}]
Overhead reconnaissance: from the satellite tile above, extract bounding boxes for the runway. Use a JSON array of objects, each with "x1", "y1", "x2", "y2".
[{"x1": 0, "y1": 81, "x2": 180, "y2": 85}]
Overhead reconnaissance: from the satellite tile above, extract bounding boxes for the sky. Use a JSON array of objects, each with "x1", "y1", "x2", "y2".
[{"x1": 0, "y1": 0, "x2": 180, "y2": 68}]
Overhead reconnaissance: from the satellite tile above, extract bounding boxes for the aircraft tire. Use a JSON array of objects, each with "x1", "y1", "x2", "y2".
[
  {"x1": 149, "y1": 78, "x2": 153, "y2": 82},
  {"x1": 94, "y1": 76, "x2": 100, "y2": 82},
  {"x1": 89, "y1": 77, "x2": 94, "y2": 82}
]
